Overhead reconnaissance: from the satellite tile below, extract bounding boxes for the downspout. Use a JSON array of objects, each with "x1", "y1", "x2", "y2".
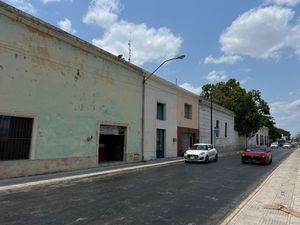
[{"x1": 141, "y1": 76, "x2": 146, "y2": 162}]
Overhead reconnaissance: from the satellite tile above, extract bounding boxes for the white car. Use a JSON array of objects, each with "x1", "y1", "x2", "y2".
[
  {"x1": 270, "y1": 142, "x2": 278, "y2": 148},
  {"x1": 184, "y1": 143, "x2": 218, "y2": 163},
  {"x1": 283, "y1": 143, "x2": 291, "y2": 149}
]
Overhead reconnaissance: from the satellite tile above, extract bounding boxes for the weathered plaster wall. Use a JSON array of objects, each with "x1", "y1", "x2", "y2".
[
  {"x1": 199, "y1": 99, "x2": 246, "y2": 153},
  {"x1": 0, "y1": 12, "x2": 143, "y2": 177},
  {"x1": 248, "y1": 127, "x2": 269, "y2": 146},
  {"x1": 144, "y1": 78, "x2": 177, "y2": 160}
]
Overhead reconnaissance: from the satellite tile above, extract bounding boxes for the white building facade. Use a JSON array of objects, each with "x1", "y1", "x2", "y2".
[
  {"x1": 248, "y1": 126, "x2": 269, "y2": 146},
  {"x1": 199, "y1": 98, "x2": 246, "y2": 153},
  {"x1": 143, "y1": 77, "x2": 178, "y2": 161}
]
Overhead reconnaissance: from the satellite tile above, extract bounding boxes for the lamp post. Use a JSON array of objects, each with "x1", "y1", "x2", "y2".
[
  {"x1": 210, "y1": 92, "x2": 213, "y2": 145},
  {"x1": 141, "y1": 55, "x2": 185, "y2": 161}
]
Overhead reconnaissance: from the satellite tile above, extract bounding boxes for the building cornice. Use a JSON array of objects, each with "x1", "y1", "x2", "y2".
[{"x1": 0, "y1": 2, "x2": 146, "y2": 78}]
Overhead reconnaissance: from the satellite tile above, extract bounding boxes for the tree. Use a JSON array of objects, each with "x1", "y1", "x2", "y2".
[{"x1": 201, "y1": 79, "x2": 271, "y2": 138}]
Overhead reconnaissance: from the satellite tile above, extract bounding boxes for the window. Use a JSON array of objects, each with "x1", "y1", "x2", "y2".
[
  {"x1": 225, "y1": 122, "x2": 228, "y2": 138},
  {"x1": 184, "y1": 103, "x2": 192, "y2": 119},
  {"x1": 216, "y1": 120, "x2": 219, "y2": 137},
  {"x1": 157, "y1": 103, "x2": 166, "y2": 120},
  {"x1": 0, "y1": 115, "x2": 33, "y2": 161}
]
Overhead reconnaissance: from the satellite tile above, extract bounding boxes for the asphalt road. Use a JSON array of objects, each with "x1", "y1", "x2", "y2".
[{"x1": 0, "y1": 147, "x2": 293, "y2": 225}]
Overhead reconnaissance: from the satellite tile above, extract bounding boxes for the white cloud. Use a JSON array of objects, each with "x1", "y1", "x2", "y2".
[
  {"x1": 83, "y1": 0, "x2": 182, "y2": 66},
  {"x1": 220, "y1": 6, "x2": 300, "y2": 60},
  {"x1": 41, "y1": 0, "x2": 74, "y2": 4},
  {"x1": 42, "y1": 0, "x2": 61, "y2": 3},
  {"x1": 204, "y1": 55, "x2": 242, "y2": 64},
  {"x1": 5, "y1": 0, "x2": 36, "y2": 14},
  {"x1": 240, "y1": 77, "x2": 252, "y2": 85},
  {"x1": 205, "y1": 71, "x2": 227, "y2": 82},
  {"x1": 265, "y1": 0, "x2": 300, "y2": 6},
  {"x1": 92, "y1": 21, "x2": 182, "y2": 66},
  {"x1": 83, "y1": 0, "x2": 120, "y2": 28},
  {"x1": 179, "y1": 83, "x2": 202, "y2": 95},
  {"x1": 58, "y1": 18, "x2": 76, "y2": 34},
  {"x1": 270, "y1": 98, "x2": 300, "y2": 136}
]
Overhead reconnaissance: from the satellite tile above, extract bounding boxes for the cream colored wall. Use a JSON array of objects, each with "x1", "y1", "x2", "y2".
[{"x1": 176, "y1": 90, "x2": 198, "y2": 129}]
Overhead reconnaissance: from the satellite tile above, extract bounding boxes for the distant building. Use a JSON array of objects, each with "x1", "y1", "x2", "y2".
[{"x1": 248, "y1": 126, "x2": 269, "y2": 146}]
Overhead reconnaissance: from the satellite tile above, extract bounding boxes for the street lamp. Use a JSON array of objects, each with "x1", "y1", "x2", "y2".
[
  {"x1": 210, "y1": 92, "x2": 213, "y2": 145},
  {"x1": 143, "y1": 55, "x2": 185, "y2": 83},
  {"x1": 141, "y1": 55, "x2": 185, "y2": 161}
]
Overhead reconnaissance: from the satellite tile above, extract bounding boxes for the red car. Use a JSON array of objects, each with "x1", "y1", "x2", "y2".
[{"x1": 241, "y1": 146, "x2": 272, "y2": 165}]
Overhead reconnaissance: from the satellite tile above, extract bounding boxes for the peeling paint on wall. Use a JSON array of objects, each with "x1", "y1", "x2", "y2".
[{"x1": 0, "y1": 9, "x2": 144, "y2": 178}]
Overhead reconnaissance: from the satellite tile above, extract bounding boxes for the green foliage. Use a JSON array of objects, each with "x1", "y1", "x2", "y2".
[{"x1": 201, "y1": 78, "x2": 271, "y2": 137}]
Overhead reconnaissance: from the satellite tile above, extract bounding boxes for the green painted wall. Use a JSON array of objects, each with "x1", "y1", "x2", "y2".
[{"x1": 0, "y1": 13, "x2": 143, "y2": 161}]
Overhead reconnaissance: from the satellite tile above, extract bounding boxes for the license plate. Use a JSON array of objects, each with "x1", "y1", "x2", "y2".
[{"x1": 190, "y1": 156, "x2": 194, "y2": 159}]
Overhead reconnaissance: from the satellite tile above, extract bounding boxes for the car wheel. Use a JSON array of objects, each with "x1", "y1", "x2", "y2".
[
  {"x1": 269, "y1": 157, "x2": 272, "y2": 164},
  {"x1": 205, "y1": 155, "x2": 209, "y2": 164},
  {"x1": 214, "y1": 154, "x2": 218, "y2": 162}
]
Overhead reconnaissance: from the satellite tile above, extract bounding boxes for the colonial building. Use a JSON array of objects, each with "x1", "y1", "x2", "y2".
[
  {"x1": 0, "y1": 2, "x2": 145, "y2": 178},
  {"x1": 143, "y1": 76, "x2": 178, "y2": 161},
  {"x1": 248, "y1": 126, "x2": 269, "y2": 146},
  {"x1": 198, "y1": 98, "x2": 245, "y2": 154},
  {"x1": 176, "y1": 88, "x2": 199, "y2": 156}
]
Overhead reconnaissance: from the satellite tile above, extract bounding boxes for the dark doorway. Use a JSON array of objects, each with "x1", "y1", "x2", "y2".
[
  {"x1": 156, "y1": 129, "x2": 165, "y2": 158},
  {"x1": 99, "y1": 125, "x2": 126, "y2": 162}
]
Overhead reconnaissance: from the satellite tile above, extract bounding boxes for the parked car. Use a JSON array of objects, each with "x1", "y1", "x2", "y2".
[
  {"x1": 283, "y1": 143, "x2": 291, "y2": 149},
  {"x1": 184, "y1": 143, "x2": 218, "y2": 163},
  {"x1": 270, "y1": 142, "x2": 278, "y2": 148},
  {"x1": 291, "y1": 142, "x2": 297, "y2": 148},
  {"x1": 241, "y1": 146, "x2": 272, "y2": 165}
]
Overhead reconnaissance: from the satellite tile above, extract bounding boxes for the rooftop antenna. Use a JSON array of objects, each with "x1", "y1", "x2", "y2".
[{"x1": 128, "y1": 39, "x2": 131, "y2": 62}]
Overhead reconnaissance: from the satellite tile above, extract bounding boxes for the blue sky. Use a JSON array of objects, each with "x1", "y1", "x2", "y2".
[{"x1": 3, "y1": 0, "x2": 300, "y2": 136}]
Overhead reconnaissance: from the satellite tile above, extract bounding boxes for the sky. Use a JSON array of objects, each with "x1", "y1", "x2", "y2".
[{"x1": 3, "y1": 0, "x2": 300, "y2": 136}]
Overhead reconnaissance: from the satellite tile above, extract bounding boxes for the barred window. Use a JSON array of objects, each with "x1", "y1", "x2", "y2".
[{"x1": 0, "y1": 115, "x2": 33, "y2": 161}]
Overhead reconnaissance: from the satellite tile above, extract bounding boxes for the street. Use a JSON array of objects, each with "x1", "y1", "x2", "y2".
[{"x1": 0, "y1": 148, "x2": 293, "y2": 225}]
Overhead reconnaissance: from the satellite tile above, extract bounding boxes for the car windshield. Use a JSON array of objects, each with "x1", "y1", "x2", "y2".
[
  {"x1": 246, "y1": 146, "x2": 266, "y2": 152},
  {"x1": 190, "y1": 145, "x2": 208, "y2": 150}
]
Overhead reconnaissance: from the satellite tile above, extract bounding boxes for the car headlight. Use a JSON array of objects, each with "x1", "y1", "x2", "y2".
[
  {"x1": 200, "y1": 152, "x2": 205, "y2": 155},
  {"x1": 242, "y1": 153, "x2": 245, "y2": 157}
]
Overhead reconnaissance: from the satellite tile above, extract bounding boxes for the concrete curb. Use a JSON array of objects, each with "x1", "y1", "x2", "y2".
[
  {"x1": 219, "y1": 148, "x2": 298, "y2": 225},
  {"x1": 0, "y1": 159, "x2": 183, "y2": 192}
]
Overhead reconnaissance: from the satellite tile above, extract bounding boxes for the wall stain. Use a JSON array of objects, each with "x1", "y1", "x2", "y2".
[
  {"x1": 0, "y1": 65, "x2": 3, "y2": 70},
  {"x1": 26, "y1": 25, "x2": 53, "y2": 39}
]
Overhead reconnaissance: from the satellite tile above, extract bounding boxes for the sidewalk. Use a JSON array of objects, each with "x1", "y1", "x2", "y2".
[{"x1": 221, "y1": 148, "x2": 300, "y2": 225}]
